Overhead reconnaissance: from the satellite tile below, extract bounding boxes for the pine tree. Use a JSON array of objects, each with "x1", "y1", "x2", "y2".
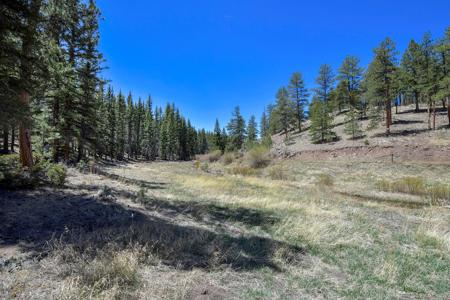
[
  {"x1": 400, "y1": 40, "x2": 422, "y2": 112},
  {"x1": 105, "y1": 86, "x2": 116, "y2": 159},
  {"x1": 246, "y1": 115, "x2": 258, "y2": 146},
  {"x1": 116, "y1": 91, "x2": 126, "y2": 160},
  {"x1": 435, "y1": 27, "x2": 450, "y2": 126},
  {"x1": 314, "y1": 64, "x2": 335, "y2": 103},
  {"x1": 226, "y1": 106, "x2": 246, "y2": 150},
  {"x1": 213, "y1": 119, "x2": 223, "y2": 151},
  {"x1": 141, "y1": 96, "x2": 155, "y2": 159},
  {"x1": 418, "y1": 33, "x2": 441, "y2": 129},
  {"x1": 274, "y1": 87, "x2": 295, "y2": 138},
  {"x1": 344, "y1": 106, "x2": 363, "y2": 139},
  {"x1": 309, "y1": 97, "x2": 335, "y2": 143},
  {"x1": 77, "y1": 0, "x2": 103, "y2": 161},
  {"x1": 288, "y1": 72, "x2": 309, "y2": 132},
  {"x1": 365, "y1": 37, "x2": 398, "y2": 134},
  {"x1": 337, "y1": 56, "x2": 363, "y2": 111},
  {"x1": 260, "y1": 110, "x2": 269, "y2": 139}
]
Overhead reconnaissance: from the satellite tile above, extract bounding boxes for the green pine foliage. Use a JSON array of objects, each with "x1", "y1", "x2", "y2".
[
  {"x1": 309, "y1": 97, "x2": 335, "y2": 143},
  {"x1": 288, "y1": 72, "x2": 309, "y2": 132},
  {"x1": 226, "y1": 106, "x2": 246, "y2": 150},
  {"x1": 365, "y1": 38, "x2": 398, "y2": 134},
  {"x1": 344, "y1": 107, "x2": 363, "y2": 139}
]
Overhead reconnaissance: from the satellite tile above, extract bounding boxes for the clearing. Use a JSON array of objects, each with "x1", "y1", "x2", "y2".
[{"x1": 1, "y1": 159, "x2": 449, "y2": 299}]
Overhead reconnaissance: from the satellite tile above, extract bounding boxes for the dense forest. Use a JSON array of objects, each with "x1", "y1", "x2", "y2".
[{"x1": 1, "y1": 1, "x2": 449, "y2": 169}]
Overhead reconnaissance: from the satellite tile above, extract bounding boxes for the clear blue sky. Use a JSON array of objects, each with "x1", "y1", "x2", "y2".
[{"x1": 97, "y1": 0, "x2": 449, "y2": 131}]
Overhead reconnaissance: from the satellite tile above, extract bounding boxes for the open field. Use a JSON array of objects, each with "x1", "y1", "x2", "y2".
[{"x1": 1, "y1": 159, "x2": 450, "y2": 299}]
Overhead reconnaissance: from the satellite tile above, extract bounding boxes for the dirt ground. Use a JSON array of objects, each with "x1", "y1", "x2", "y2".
[{"x1": 272, "y1": 105, "x2": 450, "y2": 163}]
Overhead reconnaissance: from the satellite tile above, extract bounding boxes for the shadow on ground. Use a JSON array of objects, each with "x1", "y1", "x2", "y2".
[{"x1": 0, "y1": 184, "x2": 302, "y2": 271}]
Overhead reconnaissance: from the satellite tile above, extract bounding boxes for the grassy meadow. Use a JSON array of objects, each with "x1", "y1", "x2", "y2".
[{"x1": 2, "y1": 156, "x2": 450, "y2": 299}]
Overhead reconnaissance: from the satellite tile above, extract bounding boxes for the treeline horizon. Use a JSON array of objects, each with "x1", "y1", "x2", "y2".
[{"x1": 1, "y1": 1, "x2": 449, "y2": 168}]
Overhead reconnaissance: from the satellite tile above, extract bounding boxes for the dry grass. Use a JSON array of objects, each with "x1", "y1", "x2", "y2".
[
  {"x1": 245, "y1": 146, "x2": 271, "y2": 169},
  {"x1": 2, "y1": 159, "x2": 450, "y2": 299},
  {"x1": 377, "y1": 176, "x2": 450, "y2": 205}
]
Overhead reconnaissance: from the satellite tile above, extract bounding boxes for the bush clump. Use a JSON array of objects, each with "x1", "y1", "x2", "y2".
[
  {"x1": 46, "y1": 164, "x2": 67, "y2": 186},
  {"x1": 377, "y1": 176, "x2": 450, "y2": 204},
  {"x1": 221, "y1": 152, "x2": 235, "y2": 165},
  {"x1": 229, "y1": 165, "x2": 258, "y2": 177},
  {"x1": 246, "y1": 146, "x2": 271, "y2": 169},
  {"x1": 0, "y1": 154, "x2": 67, "y2": 189},
  {"x1": 207, "y1": 150, "x2": 222, "y2": 162},
  {"x1": 316, "y1": 173, "x2": 334, "y2": 187},
  {"x1": 268, "y1": 165, "x2": 289, "y2": 180}
]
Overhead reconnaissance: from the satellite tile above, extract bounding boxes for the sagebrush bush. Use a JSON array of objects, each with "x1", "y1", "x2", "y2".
[
  {"x1": 246, "y1": 146, "x2": 270, "y2": 168},
  {"x1": 229, "y1": 165, "x2": 258, "y2": 176},
  {"x1": 221, "y1": 152, "x2": 235, "y2": 165},
  {"x1": 316, "y1": 173, "x2": 334, "y2": 187},
  {"x1": 207, "y1": 150, "x2": 222, "y2": 162},
  {"x1": 200, "y1": 162, "x2": 209, "y2": 172},
  {"x1": 46, "y1": 164, "x2": 67, "y2": 186},
  {"x1": 268, "y1": 165, "x2": 289, "y2": 180}
]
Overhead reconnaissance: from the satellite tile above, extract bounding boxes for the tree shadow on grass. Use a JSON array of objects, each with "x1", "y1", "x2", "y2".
[
  {"x1": 70, "y1": 181, "x2": 279, "y2": 230},
  {"x1": 0, "y1": 188, "x2": 303, "y2": 271}
]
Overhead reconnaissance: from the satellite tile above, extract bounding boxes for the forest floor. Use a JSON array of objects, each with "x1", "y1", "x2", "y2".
[
  {"x1": 1, "y1": 159, "x2": 449, "y2": 299},
  {"x1": 272, "y1": 104, "x2": 450, "y2": 163}
]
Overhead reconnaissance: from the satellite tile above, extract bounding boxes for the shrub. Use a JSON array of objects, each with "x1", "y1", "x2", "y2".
[
  {"x1": 229, "y1": 165, "x2": 258, "y2": 176},
  {"x1": 0, "y1": 154, "x2": 66, "y2": 188},
  {"x1": 193, "y1": 160, "x2": 201, "y2": 170},
  {"x1": 376, "y1": 176, "x2": 450, "y2": 205},
  {"x1": 316, "y1": 173, "x2": 334, "y2": 187},
  {"x1": 376, "y1": 176, "x2": 425, "y2": 195},
  {"x1": 207, "y1": 150, "x2": 222, "y2": 162},
  {"x1": 246, "y1": 146, "x2": 270, "y2": 169},
  {"x1": 46, "y1": 164, "x2": 67, "y2": 186},
  {"x1": 221, "y1": 152, "x2": 235, "y2": 165},
  {"x1": 0, "y1": 154, "x2": 36, "y2": 189},
  {"x1": 200, "y1": 162, "x2": 209, "y2": 172},
  {"x1": 268, "y1": 165, "x2": 289, "y2": 180}
]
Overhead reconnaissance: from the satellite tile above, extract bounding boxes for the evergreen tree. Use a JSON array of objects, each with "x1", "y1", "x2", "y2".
[
  {"x1": 309, "y1": 97, "x2": 335, "y2": 143},
  {"x1": 400, "y1": 40, "x2": 422, "y2": 112},
  {"x1": 246, "y1": 115, "x2": 258, "y2": 146},
  {"x1": 275, "y1": 87, "x2": 295, "y2": 138},
  {"x1": 116, "y1": 91, "x2": 126, "y2": 160},
  {"x1": 365, "y1": 38, "x2": 398, "y2": 134},
  {"x1": 260, "y1": 110, "x2": 269, "y2": 138},
  {"x1": 212, "y1": 119, "x2": 223, "y2": 152},
  {"x1": 337, "y1": 56, "x2": 363, "y2": 111},
  {"x1": 226, "y1": 106, "x2": 246, "y2": 150},
  {"x1": 314, "y1": 64, "x2": 335, "y2": 103},
  {"x1": 288, "y1": 72, "x2": 309, "y2": 132},
  {"x1": 343, "y1": 106, "x2": 363, "y2": 139},
  {"x1": 435, "y1": 27, "x2": 450, "y2": 126}
]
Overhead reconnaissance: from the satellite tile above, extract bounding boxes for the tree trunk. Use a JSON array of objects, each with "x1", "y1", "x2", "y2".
[
  {"x1": 432, "y1": 101, "x2": 436, "y2": 130},
  {"x1": 427, "y1": 101, "x2": 431, "y2": 130},
  {"x1": 18, "y1": 91, "x2": 34, "y2": 168},
  {"x1": 2, "y1": 126, "x2": 8, "y2": 153},
  {"x1": 10, "y1": 127, "x2": 15, "y2": 152},
  {"x1": 447, "y1": 96, "x2": 450, "y2": 126},
  {"x1": 414, "y1": 91, "x2": 419, "y2": 113},
  {"x1": 17, "y1": 0, "x2": 42, "y2": 168},
  {"x1": 385, "y1": 100, "x2": 391, "y2": 135}
]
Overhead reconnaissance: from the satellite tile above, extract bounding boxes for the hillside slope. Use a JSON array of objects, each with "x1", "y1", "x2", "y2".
[{"x1": 272, "y1": 105, "x2": 450, "y2": 163}]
